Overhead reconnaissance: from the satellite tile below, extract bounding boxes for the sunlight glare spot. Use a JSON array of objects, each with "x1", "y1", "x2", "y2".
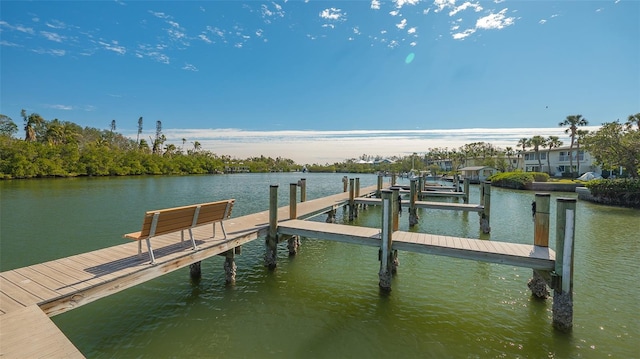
[{"x1": 405, "y1": 52, "x2": 415, "y2": 64}]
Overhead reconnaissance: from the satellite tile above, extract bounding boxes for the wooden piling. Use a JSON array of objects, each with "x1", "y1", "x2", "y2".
[
  {"x1": 463, "y1": 178, "x2": 470, "y2": 204},
  {"x1": 379, "y1": 190, "x2": 393, "y2": 291},
  {"x1": 528, "y1": 193, "x2": 551, "y2": 298},
  {"x1": 391, "y1": 173, "x2": 396, "y2": 186},
  {"x1": 189, "y1": 261, "x2": 201, "y2": 281},
  {"x1": 300, "y1": 178, "x2": 307, "y2": 202},
  {"x1": 349, "y1": 178, "x2": 355, "y2": 221},
  {"x1": 343, "y1": 176, "x2": 349, "y2": 192},
  {"x1": 224, "y1": 250, "x2": 236, "y2": 284},
  {"x1": 377, "y1": 175, "x2": 383, "y2": 197},
  {"x1": 289, "y1": 183, "x2": 298, "y2": 220},
  {"x1": 355, "y1": 177, "x2": 361, "y2": 198},
  {"x1": 534, "y1": 193, "x2": 550, "y2": 247},
  {"x1": 409, "y1": 178, "x2": 419, "y2": 227},
  {"x1": 265, "y1": 184, "x2": 278, "y2": 269},
  {"x1": 480, "y1": 181, "x2": 491, "y2": 233},
  {"x1": 552, "y1": 198, "x2": 577, "y2": 331},
  {"x1": 392, "y1": 187, "x2": 400, "y2": 232},
  {"x1": 418, "y1": 176, "x2": 424, "y2": 200}
]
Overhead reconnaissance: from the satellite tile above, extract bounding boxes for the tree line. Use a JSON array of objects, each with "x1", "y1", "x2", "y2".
[
  {"x1": 0, "y1": 112, "x2": 302, "y2": 179},
  {"x1": 0, "y1": 111, "x2": 637, "y2": 179}
]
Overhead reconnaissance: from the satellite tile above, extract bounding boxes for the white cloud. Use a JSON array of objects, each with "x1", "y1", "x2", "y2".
[
  {"x1": 140, "y1": 127, "x2": 603, "y2": 164},
  {"x1": 0, "y1": 40, "x2": 21, "y2": 47},
  {"x1": 452, "y1": 28, "x2": 475, "y2": 40},
  {"x1": 476, "y1": 8, "x2": 515, "y2": 30},
  {"x1": 434, "y1": 0, "x2": 456, "y2": 13},
  {"x1": 149, "y1": 11, "x2": 170, "y2": 19},
  {"x1": 407, "y1": 27, "x2": 417, "y2": 34},
  {"x1": 199, "y1": 34, "x2": 212, "y2": 43},
  {"x1": 394, "y1": 0, "x2": 420, "y2": 8},
  {"x1": 32, "y1": 48, "x2": 66, "y2": 56},
  {"x1": 390, "y1": 10, "x2": 400, "y2": 16},
  {"x1": 167, "y1": 20, "x2": 180, "y2": 28},
  {"x1": 319, "y1": 8, "x2": 345, "y2": 21},
  {"x1": 539, "y1": 19, "x2": 547, "y2": 25},
  {"x1": 396, "y1": 19, "x2": 408, "y2": 30},
  {"x1": 353, "y1": 27, "x2": 361, "y2": 35},
  {"x1": 410, "y1": 41, "x2": 417, "y2": 46},
  {"x1": 48, "y1": 104, "x2": 73, "y2": 110},
  {"x1": 41, "y1": 31, "x2": 64, "y2": 42},
  {"x1": 45, "y1": 20, "x2": 66, "y2": 29},
  {"x1": 256, "y1": 29, "x2": 264, "y2": 37},
  {"x1": 182, "y1": 63, "x2": 198, "y2": 71},
  {"x1": 449, "y1": 2, "x2": 483, "y2": 16},
  {"x1": 371, "y1": 0, "x2": 381, "y2": 10},
  {"x1": 0, "y1": 21, "x2": 35, "y2": 34},
  {"x1": 98, "y1": 40, "x2": 126, "y2": 54}
]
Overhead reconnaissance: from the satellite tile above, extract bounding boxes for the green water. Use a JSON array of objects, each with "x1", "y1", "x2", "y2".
[{"x1": 1, "y1": 173, "x2": 638, "y2": 358}]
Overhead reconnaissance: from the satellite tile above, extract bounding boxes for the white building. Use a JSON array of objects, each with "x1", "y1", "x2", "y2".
[{"x1": 522, "y1": 146, "x2": 600, "y2": 176}]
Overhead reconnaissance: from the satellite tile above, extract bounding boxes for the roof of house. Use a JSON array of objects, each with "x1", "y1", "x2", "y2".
[{"x1": 459, "y1": 166, "x2": 495, "y2": 171}]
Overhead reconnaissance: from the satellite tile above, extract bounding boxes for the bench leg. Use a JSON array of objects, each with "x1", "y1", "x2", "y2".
[
  {"x1": 145, "y1": 238, "x2": 156, "y2": 264},
  {"x1": 221, "y1": 221, "x2": 228, "y2": 239},
  {"x1": 138, "y1": 241, "x2": 142, "y2": 257},
  {"x1": 188, "y1": 228, "x2": 197, "y2": 250}
]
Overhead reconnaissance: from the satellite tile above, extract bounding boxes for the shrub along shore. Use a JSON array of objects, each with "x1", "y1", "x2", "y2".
[{"x1": 488, "y1": 171, "x2": 640, "y2": 209}]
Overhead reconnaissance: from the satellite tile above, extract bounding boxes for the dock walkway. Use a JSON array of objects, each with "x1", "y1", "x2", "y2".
[
  {"x1": 1, "y1": 182, "x2": 564, "y2": 357},
  {"x1": 0, "y1": 185, "x2": 377, "y2": 358},
  {"x1": 277, "y1": 220, "x2": 555, "y2": 270}
]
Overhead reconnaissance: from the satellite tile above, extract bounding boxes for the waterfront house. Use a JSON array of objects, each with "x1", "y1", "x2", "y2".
[
  {"x1": 521, "y1": 146, "x2": 600, "y2": 176},
  {"x1": 459, "y1": 166, "x2": 497, "y2": 183}
]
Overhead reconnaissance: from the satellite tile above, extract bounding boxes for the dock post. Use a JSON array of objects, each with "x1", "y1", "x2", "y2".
[
  {"x1": 355, "y1": 177, "x2": 360, "y2": 198},
  {"x1": 391, "y1": 173, "x2": 396, "y2": 186},
  {"x1": 265, "y1": 184, "x2": 278, "y2": 270},
  {"x1": 289, "y1": 183, "x2": 297, "y2": 220},
  {"x1": 190, "y1": 261, "x2": 201, "y2": 281},
  {"x1": 378, "y1": 190, "x2": 394, "y2": 291},
  {"x1": 480, "y1": 181, "x2": 491, "y2": 233},
  {"x1": 288, "y1": 183, "x2": 300, "y2": 255},
  {"x1": 528, "y1": 193, "x2": 551, "y2": 298},
  {"x1": 463, "y1": 178, "x2": 470, "y2": 204},
  {"x1": 409, "y1": 178, "x2": 419, "y2": 227},
  {"x1": 326, "y1": 208, "x2": 336, "y2": 223},
  {"x1": 376, "y1": 175, "x2": 383, "y2": 197},
  {"x1": 552, "y1": 198, "x2": 577, "y2": 331},
  {"x1": 224, "y1": 249, "x2": 236, "y2": 284},
  {"x1": 418, "y1": 175, "x2": 424, "y2": 200},
  {"x1": 349, "y1": 178, "x2": 355, "y2": 221},
  {"x1": 392, "y1": 187, "x2": 400, "y2": 232},
  {"x1": 300, "y1": 178, "x2": 307, "y2": 202},
  {"x1": 343, "y1": 176, "x2": 349, "y2": 192}
]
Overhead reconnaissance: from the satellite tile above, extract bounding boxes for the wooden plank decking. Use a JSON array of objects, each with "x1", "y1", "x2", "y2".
[
  {"x1": 355, "y1": 197, "x2": 484, "y2": 212},
  {"x1": 278, "y1": 220, "x2": 555, "y2": 270},
  {"x1": 0, "y1": 305, "x2": 84, "y2": 358},
  {"x1": 0, "y1": 185, "x2": 378, "y2": 358}
]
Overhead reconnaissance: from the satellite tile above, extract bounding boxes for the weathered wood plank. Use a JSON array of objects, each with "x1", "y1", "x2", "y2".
[
  {"x1": 1, "y1": 271, "x2": 60, "y2": 302},
  {"x1": 0, "y1": 291, "x2": 26, "y2": 313},
  {"x1": 0, "y1": 305, "x2": 84, "y2": 358}
]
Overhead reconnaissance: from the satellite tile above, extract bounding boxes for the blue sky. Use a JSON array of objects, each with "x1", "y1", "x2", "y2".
[{"x1": 1, "y1": 0, "x2": 638, "y2": 163}]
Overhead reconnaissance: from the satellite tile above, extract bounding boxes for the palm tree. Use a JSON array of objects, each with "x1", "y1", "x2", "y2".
[
  {"x1": 575, "y1": 129, "x2": 589, "y2": 175},
  {"x1": 193, "y1": 141, "x2": 201, "y2": 152},
  {"x1": 136, "y1": 116, "x2": 143, "y2": 144},
  {"x1": 181, "y1": 138, "x2": 187, "y2": 153},
  {"x1": 504, "y1": 146, "x2": 515, "y2": 171},
  {"x1": 516, "y1": 137, "x2": 530, "y2": 170},
  {"x1": 529, "y1": 135, "x2": 546, "y2": 172},
  {"x1": 559, "y1": 114, "x2": 588, "y2": 174},
  {"x1": 21, "y1": 109, "x2": 44, "y2": 142},
  {"x1": 545, "y1": 136, "x2": 563, "y2": 175},
  {"x1": 627, "y1": 113, "x2": 640, "y2": 130}
]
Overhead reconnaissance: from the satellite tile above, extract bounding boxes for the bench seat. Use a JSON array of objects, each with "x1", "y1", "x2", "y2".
[{"x1": 124, "y1": 199, "x2": 234, "y2": 264}]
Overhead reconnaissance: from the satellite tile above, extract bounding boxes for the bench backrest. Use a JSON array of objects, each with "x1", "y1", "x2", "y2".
[{"x1": 139, "y1": 199, "x2": 234, "y2": 238}]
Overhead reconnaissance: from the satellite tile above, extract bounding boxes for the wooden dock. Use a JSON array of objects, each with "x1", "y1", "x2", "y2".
[
  {"x1": 0, "y1": 180, "x2": 576, "y2": 356},
  {"x1": 0, "y1": 184, "x2": 377, "y2": 358},
  {"x1": 277, "y1": 220, "x2": 555, "y2": 270},
  {"x1": 355, "y1": 197, "x2": 484, "y2": 212}
]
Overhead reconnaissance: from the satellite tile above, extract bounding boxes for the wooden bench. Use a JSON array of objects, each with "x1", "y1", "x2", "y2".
[{"x1": 124, "y1": 199, "x2": 235, "y2": 264}]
